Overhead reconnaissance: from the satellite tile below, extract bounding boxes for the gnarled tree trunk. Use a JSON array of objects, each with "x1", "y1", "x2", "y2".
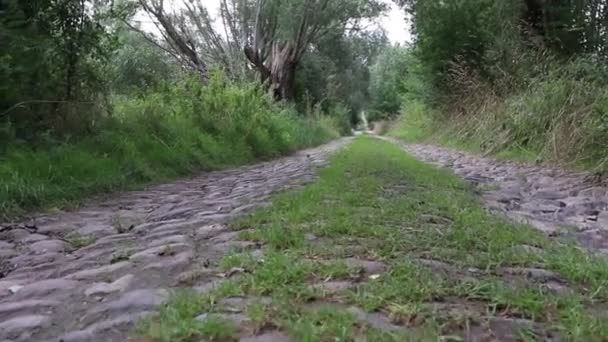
[{"x1": 268, "y1": 42, "x2": 297, "y2": 101}]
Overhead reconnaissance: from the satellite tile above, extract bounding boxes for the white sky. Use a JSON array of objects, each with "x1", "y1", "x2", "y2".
[
  {"x1": 136, "y1": 0, "x2": 411, "y2": 45},
  {"x1": 378, "y1": 1, "x2": 411, "y2": 44}
]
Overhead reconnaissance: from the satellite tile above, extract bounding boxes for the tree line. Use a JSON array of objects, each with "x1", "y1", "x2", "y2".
[
  {"x1": 0, "y1": 0, "x2": 392, "y2": 142},
  {"x1": 374, "y1": 0, "x2": 608, "y2": 168},
  {"x1": 0, "y1": 0, "x2": 395, "y2": 216}
]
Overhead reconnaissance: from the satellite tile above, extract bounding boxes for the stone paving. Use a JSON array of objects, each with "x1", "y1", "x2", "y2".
[
  {"x1": 3, "y1": 134, "x2": 608, "y2": 341},
  {"x1": 386, "y1": 137, "x2": 608, "y2": 254},
  {"x1": 0, "y1": 138, "x2": 351, "y2": 342}
]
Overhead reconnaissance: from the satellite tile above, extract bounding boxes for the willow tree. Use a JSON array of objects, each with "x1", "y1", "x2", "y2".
[
  {"x1": 135, "y1": 0, "x2": 384, "y2": 101},
  {"x1": 243, "y1": 0, "x2": 385, "y2": 101}
]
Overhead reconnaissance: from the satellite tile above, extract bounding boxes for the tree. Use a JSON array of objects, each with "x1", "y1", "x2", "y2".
[
  {"x1": 243, "y1": 0, "x2": 385, "y2": 101},
  {"x1": 296, "y1": 29, "x2": 389, "y2": 119},
  {"x1": 134, "y1": 0, "x2": 385, "y2": 101},
  {"x1": 0, "y1": 0, "x2": 117, "y2": 138},
  {"x1": 110, "y1": 27, "x2": 182, "y2": 93},
  {"x1": 369, "y1": 46, "x2": 411, "y2": 115}
]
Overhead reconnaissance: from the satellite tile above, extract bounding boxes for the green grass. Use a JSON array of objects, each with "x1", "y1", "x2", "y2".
[
  {"x1": 137, "y1": 137, "x2": 608, "y2": 341},
  {"x1": 0, "y1": 76, "x2": 341, "y2": 219},
  {"x1": 388, "y1": 58, "x2": 608, "y2": 171},
  {"x1": 64, "y1": 231, "x2": 97, "y2": 249},
  {"x1": 388, "y1": 109, "x2": 541, "y2": 164}
]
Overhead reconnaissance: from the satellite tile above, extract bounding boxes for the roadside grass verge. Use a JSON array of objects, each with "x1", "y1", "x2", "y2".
[
  {"x1": 137, "y1": 137, "x2": 608, "y2": 341},
  {"x1": 0, "y1": 76, "x2": 341, "y2": 219},
  {"x1": 388, "y1": 57, "x2": 608, "y2": 170},
  {"x1": 387, "y1": 101, "x2": 541, "y2": 164}
]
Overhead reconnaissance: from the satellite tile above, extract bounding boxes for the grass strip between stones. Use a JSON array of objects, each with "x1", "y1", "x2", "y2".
[{"x1": 135, "y1": 136, "x2": 608, "y2": 341}]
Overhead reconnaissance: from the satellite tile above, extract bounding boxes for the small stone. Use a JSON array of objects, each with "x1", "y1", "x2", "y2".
[
  {"x1": 9, "y1": 251, "x2": 64, "y2": 269},
  {"x1": 0, "y1": 249, "x2": 17, "y2": 259},
  {"x1": 534, "y1": 190, "x2": 567, "y2": 201},
  {"x1": 209, "y1": 231, "x2": 240, "y2": 244},
  {"x1": 1, "y1": 229, "x2": 30, "y2": 242},
  {"x1": 87, "y1": 289, "x2": 168, "y2": 317},
  {"x1": 176, "y1": 269, "x2": 213, "y2": 286},
  {"x1": 195, "y1": 313, "x2": 209, "y2": 321},
  {"x1": 130, "y1": 243, "x2": 190, "y2": 261},
  {"x1": 14, "y1": 279, "x2": 79, "y2": 299},
  {"x1": 0, "y1": 315, "x2": 50, "y2": 338},
  {"x1": 346, "y1": 306, "x2": 402, "y2": 332},
  {"x1": 196, "y1": 312, "x2": 251, "y2": 326},
  {"x1": 251, "y1": 249, "x2": 265, "y2": 259},
  {"x1": 0, "y1": 240, "x2": 15, "y2": 249},
  {"x1": 544, "y1": 281, "x2": 570, "y2": 293},
  {"x1": 218, "y1": 297, "x2": 249, "y2": 312},
  {"x1": 415, "y1": 258, "x2": 454, "y2": 271},
  {"x1": 311, "y1": 281, "x2": 353, "y2": 294},
  {"x1": 212, "y1": 241, "x2": 258, "y2": 253},
  {"x1": 30, "y1": 240, "x2": 68, "y2": 254},
  {"x1": 8, "y1": 285, "x2": 23, "y2": 294},
  {"x1": 502, "y1": 267, "x2": 561, "y2": 282},
  {"x1": 21, "y1": 233, "x2": 49, "y2": 243},
  {"x1": 145, "y1": 235, "x2": 187, "y2": 248},
  {"x1": 0, "y1": 299, "x2": 59, "y2": 316},
  {"x1": 305, "y1": 233, "x2": 318, "y2": 241},
  {"x1": 58, "y1": 311, "x2": 155, "y2": 341},
  {"x1": 195, "y1": 224, "x2": 229, "y2": 239},
  {"x1": 66, "y1": 261, "x2": 131, "y2": 280},
  {"x1": 143, "y1": 251, "x2": 193, "y2": 270},
  {"x1": 0, "y1": 280, "x2": 21, "y2": 298},
  {"x1": 85, "y1": 274, "x2": 135, "y2": 297},
  {"x1": 194, "y1": 280, "x2": 224, "y2": 294},
  {"x1": 488, "y1": 317, "x2": 535, "y2": 341},
  {"x1": 343, "y1": 258, "x2": 387, "y2": 274},
  {"x1": 597, "y1": 211, "x2": 608, "y2": 228}
]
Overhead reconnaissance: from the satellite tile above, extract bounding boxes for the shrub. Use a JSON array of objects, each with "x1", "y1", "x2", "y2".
[
  {"x1": 0, "y1": 74, "x2": 340, "y2": 218},
  {"x1": 390, "y1": 55, "x2": 608, "y2": 169}
]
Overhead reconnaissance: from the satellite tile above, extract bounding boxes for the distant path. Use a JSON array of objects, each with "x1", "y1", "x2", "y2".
[
  {"x1": 0, "y1": 138, "x2": 351, "y2": 342},
  {"x1": 382, "y1": 136, "x2": 608, "y2": 254}
]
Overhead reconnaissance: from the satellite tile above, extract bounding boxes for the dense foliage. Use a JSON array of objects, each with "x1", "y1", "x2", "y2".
[
  {"x1": 381, "y1": 0, "x2": 608, "y2": 169},
  {"x1": 0, "y1": 0, "x2": 115, "y2": 139},
  {"x1": 297, "y1": 30, "x2": 389, "y2": 124},
  {"x1": 0, "y1": 74, "x2": 340, "y2": 217},
  {"x1": 0, "y1": 0, "x2": 387, "y2": 217}
]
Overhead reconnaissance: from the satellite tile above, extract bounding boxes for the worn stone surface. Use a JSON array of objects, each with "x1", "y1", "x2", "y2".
[
  {"x1": 343, "y1": 258, "x2": 387, "y2": 275},
  {"x1": 0, "y1": 138, "x2": 350, "y2": 341},
  {"x1": 13, "y1": 279, "x2": 79, "y2": 299},
  {"x1": 345, "y1": 306, "x2": 404, "y2": 332},
  {"x1": 383, "y1": 136, "x2": 608, "y2": 254},
  {"x1": 195, "y1": 312, "x2": 252, "y2": 327},
  {"x1": 240, "y1": 331, "x2": 291, "y2": 342},
  {"x1": 84, "y1": 274, "x2": 134, "y2": 297},
  {"x1": 0, "y1": 315, "x2": 51, "y2": 340},
  {"x1": 311, "y1": 281, "x2": 353, "y2": 294},
  {"x1": 502, "y1": 267, "x2": 562, "y2": 282}
]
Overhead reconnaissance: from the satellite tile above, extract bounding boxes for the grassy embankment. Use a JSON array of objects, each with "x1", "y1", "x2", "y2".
[
  {"x1": 0, "y1": 77, "x2": 345, "y2": 219},
  {"x1": 388, "y1": 59, "x2": 608, "y2": 169}
]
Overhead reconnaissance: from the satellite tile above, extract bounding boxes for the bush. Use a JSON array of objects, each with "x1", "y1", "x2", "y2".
[
  {"x1": 390, "y1": 55, "x2": 608, "y2": 169},
  {"x1": 0, "y1": 74, "x2": 340, "y2": 218},
  {"x1": 327, "y1": 103, "x2": 354, "y2": 136},
  {"x1": 388, "y1": 99, "x2": 436, "y2": 142}
]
